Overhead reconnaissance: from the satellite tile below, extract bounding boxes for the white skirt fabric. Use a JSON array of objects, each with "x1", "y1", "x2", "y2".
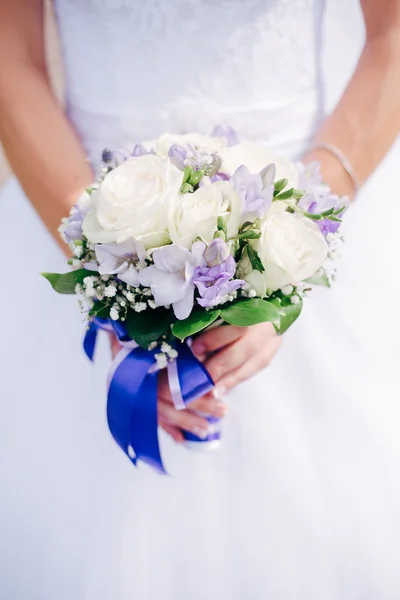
[{"x1": 1, "y1": 140, "x2": 400, "y2": 600}]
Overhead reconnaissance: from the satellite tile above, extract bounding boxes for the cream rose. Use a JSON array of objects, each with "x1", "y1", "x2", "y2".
[
  {"x1": 146, "y1": 132, "x2": 228, "y2": 158},
  {"x1": 82, "y1": 155, "x2": 182, "y2": 248},
  {"x1": 168, "y1": 181, "x2": 241, "y2": 248},
  {"x1": 240, "y1": 201, "x2": 328, "y2": 294},
  {"x1": 219, "y1": 143, "x2": 298, "y2": 190}
]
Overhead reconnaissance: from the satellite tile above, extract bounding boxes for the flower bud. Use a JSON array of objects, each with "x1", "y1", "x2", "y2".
[{"x1": 204, "y1": 238, "x2": 230, "y2": 267}]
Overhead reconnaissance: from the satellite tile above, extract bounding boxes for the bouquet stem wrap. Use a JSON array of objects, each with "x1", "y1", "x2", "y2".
[{"x1": 84, "y1": 318, "x2": 217, "y2": 474}]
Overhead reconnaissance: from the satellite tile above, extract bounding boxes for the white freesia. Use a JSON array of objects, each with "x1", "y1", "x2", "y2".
[
  {"x1": 168, "y1": 181, "x2": 241, "y2": 248},
  {"x1": 239, "y1": 201, "x2": 328, "y2": 294},
  {"x1": 145, "y1": 132, "x2": 228, "y2": 158},
  {"x1": 82, "y1": 155, "x2": 182, "y2": 248},
  {"x1": 220, "y1": 143, "x2": 298, "y2": 190}
]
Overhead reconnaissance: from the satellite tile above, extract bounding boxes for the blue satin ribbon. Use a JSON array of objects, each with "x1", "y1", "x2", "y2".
[{"x1": 84, "y1": 318, "x2": 215, "y2": 474}]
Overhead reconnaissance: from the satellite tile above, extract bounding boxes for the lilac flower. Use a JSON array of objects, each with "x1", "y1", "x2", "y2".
[
  {"x1": 193, "y1": 239, "x2": 244, "y2": 308},
  {"x1": 231, "y1": 164, "x2": 275, "y2": 219},
  {"x1": 95, "y1": 239, "x2": 146, "y2": 287},
  {"x1": 60, "y1": 205, "x2": 87, "y2": 244},
  {"x1": 138, "y1": 242, "x2": 206, "y2": 319},
  {"x1": 211, "y1": 125, "x2": 239, "y2": 147}
]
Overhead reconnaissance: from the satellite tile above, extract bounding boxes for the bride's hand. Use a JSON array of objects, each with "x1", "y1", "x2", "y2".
[
  {"x1": 110, "y1": 335, "x2": 228, "y2": 444},
  {"x1": 191, "y1": 322, "x2": 282, "y2": 398}
]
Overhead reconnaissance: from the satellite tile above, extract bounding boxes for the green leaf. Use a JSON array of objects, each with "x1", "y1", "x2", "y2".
[
  {"x1": 126, "y1": 308, "x2": 174, "y2": 348},
  {"x1": 328, "y1": 216, "x2": 342, "y2": 223},
  {"x1": 41, "y1": 269, "x2": 93, "y2": 294},
  {"x1": 305, "y1": 272, "x2": 331, "y2": 287},
  {"x1": 217, "y1": 216, "x2": 227, "y2": 235},
  {"x1": 230, "y1": 230, "x2": 261, "y2": 241},
  {"x1": 292, "y1": 189, "x2": 305, "y2": 200},
  {"x1": 334, "y1": 206, "x2": 346, "y2": 216},
  {"x1": 220, "y1": 299, "x2": 280, "y2": 327},
  {"x1": 247, "y1": 244, "x2": 265, "y2": 272},
  {"x1": 172, "y1": 309, "x2": 221, "y2": 341},
  {"x1": 275, "y1": 187, "x2": 294, "y2": 200},
  {"x1": 273, "y1": 178, "x2": 288, "y2": 195},
  {"x1": 89, "y1": 302, "x2": 111, "y2": 318},
  {"x1": 321, "y1": 207, "x2": 335, "y2": 217},
  {"x1": 272, "y1": 296, "x2": 303, "y2": 335},
  {"x1": 304, "y1": 212, "x2": 322, "y2": 221}
]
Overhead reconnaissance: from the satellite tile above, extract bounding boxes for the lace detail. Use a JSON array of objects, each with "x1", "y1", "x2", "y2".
[{"x1": 54, "y1": 0, "x2": 325, "y2": 165}]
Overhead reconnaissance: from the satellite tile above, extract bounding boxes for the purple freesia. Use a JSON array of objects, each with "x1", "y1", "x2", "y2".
[
  {"x1": 193, "y1": 239, "x2": 244, "y2": 308},
  {"x1": 61, "y1": 205, "x2": 87, "y2": 244},
  {"x1": 131, "y1": 144, "x2": 151, "y2": 157},
  {"x1": 231, "y1": 164, "x2": 275, "y2": 219},
  {"x1": 168, "y1": 144, "x2": 188, "y2": 170},
  {"x1": 168, "y1": 143, "x2": 222, "y2": 177},
  {"x1": 300, "y1": 190, "x2": 349, "y2": 236},
  {"x1": 102, "y1": 145, "x2": 152, "y2": 168},
  {"x1": 209, "y1": 172, "x2": 230, "y2": 183},
  {"x1": 297, "y1": 160, "x2": 349, "y2": 236},
  {"x1": 138, "y1": 242, "x2": 206, "y2": 319},
  {"x1": 211, "y1": 125, "x2": 239, "y2": 147}
]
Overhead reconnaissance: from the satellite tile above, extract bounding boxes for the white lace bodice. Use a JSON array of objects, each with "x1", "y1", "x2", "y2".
[{"x1": 54, "y1": 0, "x2": 326, "y2": 166}]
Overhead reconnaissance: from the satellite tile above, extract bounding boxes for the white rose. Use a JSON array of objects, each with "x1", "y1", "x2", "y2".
[
  {"x1": 168, "y1": 181, "x2": 241, "y2": 248},
  {"x1": 82, "y1": 155, "x2": 182, "y2": 248},
  {"x1": 146, "y1": 132, "x2": 228, "y2": 158},
  {"x1": 219, "y1": 143, "x2": 298, "y2": 190},
  {"x1": 241, "y1": 201, "x2": 328, "y2": 294}
]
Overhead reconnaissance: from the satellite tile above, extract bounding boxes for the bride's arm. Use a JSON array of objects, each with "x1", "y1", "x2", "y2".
[
  {"x1": 303, "y1": 0, "x2": 400, "y2": 197},
  {"x1": 0, "y1": 0, "x2": 93, "y2": 252}
]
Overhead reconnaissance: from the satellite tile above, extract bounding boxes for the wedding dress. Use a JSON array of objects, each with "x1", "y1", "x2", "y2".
[{"x1": 1, "y1": 1, "x2": 400, "y2": 599}]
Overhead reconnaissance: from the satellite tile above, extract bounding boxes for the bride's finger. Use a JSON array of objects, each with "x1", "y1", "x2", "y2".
[
  {"x1": 191, "y1": 325, "x2": 247, "y2": 360},
  {"x1": 213, "y1": 336, "x2": 283, "y2": 393},
  {"x1": 204, "y1": 338, "x2": 253, "y2": 384},
  {"x1": 186, "y1": 396, "x2": 228, "y2": 417},
  {"x1": 158, "y1": 401, "x2": 210, "y2": 438}
]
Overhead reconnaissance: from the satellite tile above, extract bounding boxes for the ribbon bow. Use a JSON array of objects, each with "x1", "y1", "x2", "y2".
[{"x1": 84, "y1": 318, "x2": 216, "y2": 474}]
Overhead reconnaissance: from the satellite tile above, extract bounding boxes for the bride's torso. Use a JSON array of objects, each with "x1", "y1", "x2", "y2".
[{"x1": 54, "y1": 0, "x2": 326, "y2": 166}]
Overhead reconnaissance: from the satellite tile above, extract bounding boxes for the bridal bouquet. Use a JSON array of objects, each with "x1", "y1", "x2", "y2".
[{"x1": 43, "y1": 126, "x2": 347, "y2": 473}]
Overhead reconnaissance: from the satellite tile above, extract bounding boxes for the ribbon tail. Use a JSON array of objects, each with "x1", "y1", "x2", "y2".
[
  {"x1": 83, "y1": 321, "x2": 99, "y2": 361},
  {"x1": 107, "y1": 346, "x2": 167, "y2": 475}
]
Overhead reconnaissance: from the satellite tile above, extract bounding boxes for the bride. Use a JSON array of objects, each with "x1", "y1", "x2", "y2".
[{"x1": 1, "y1": 1, "x2": 400, "y2": 598}]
